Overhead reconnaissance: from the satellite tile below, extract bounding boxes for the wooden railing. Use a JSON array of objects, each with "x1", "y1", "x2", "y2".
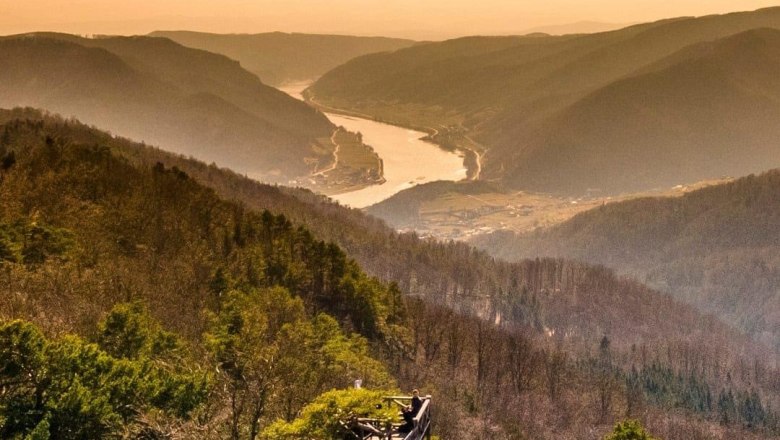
[
  {"x1": 401, "y1": 396, "x2": 432, "y2": 440},
  {"x1": 347, "y1": 395, "x2": 432, "y2": 440}
]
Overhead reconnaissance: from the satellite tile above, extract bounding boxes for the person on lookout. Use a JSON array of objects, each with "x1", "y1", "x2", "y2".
[{"x1": 401, "y1": 389, "x2": 423, "y2": 430}]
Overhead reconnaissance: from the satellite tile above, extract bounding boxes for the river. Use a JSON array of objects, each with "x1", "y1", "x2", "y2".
[{"x1": 280, "y1": 83, "x2": 467, "y2": 208}]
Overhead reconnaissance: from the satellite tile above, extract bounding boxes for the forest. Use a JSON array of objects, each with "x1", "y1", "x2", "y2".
[
  {"x1": 0, "y1": 109, "x2": 779, "y2": 438},
  {"x1": 472, "y1": 169, "x2": 780, "y2": 352}
]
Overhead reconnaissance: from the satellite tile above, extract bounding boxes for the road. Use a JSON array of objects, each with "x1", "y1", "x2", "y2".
[
  {"x1": 313, "y1": 129, "x2": 341, "y2": 176},
  {"x1": 309, "y1": 92, "x2": 482, "y2": 181}
]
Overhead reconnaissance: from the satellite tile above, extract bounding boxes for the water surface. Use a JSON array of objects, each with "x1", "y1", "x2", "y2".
[{"x1": 280, "y1": 83, "x2": 467, "y2": 208}]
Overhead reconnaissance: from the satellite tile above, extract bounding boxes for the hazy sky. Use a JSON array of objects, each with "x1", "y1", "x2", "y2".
[{"x1": 1, "y1": 0, "x2": 779, "y2": 39}]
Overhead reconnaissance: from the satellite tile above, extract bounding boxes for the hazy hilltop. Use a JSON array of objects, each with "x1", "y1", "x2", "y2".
[
  {"x1": 2, "y1": 108, "x2": 778, "y2": 438},
  {"x1": 309, "y1": 7, "x2": 780, "y2": 195},
  {"x1": 520, "y1": 21, "x2": 632, "y2": 35},
  {"x1": 0, "y1": 34, "x2": 336, "y2": 182},
  {"x1": 149, "y1": 31, "x2": 416, "y2": 86},
  {"x1": 473, "y1": 169, "x2": 780, "y2": 350},
  {"x1": 64, "y1": 33, "x2": 333, "y2": 137}
]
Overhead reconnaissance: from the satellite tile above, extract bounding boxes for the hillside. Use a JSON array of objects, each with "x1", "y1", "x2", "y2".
[
  {"x1": 364, "y1": 180, "x2": 501, "y2": 229},
  {"x1": 0, "y1": 110, "x2": 405, "y2": 438},
  {"x1": 0, "y1": 34, "x2": 337, "y2": 183},
  {"x1": 503, "y1": 28, "x2": 780, "y2": 193},
  {"x1": 472, "y1": 169, "x2": 780, "y2": 351},
  {"x1": 2, "y1": 108, "x2": 780, "y2": 438},
  {"x1": 27, "y1": 32, "x2": 333, "y2": 140},
  {"x1": 149, "y1": 31, "x2": 416, "y2": 86},
  {"x1": 0, "y1": 108, "x2": 750, "y2": 353},
  {"x1": 308, "y1": 7, "x2": 780, "y2": 195}
]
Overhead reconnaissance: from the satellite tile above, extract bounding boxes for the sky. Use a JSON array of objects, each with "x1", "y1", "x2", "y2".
[{"x1": 1, "y1": 0, "x2": 779, "y2": 40}]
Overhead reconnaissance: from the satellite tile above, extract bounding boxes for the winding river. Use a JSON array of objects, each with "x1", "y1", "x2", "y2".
[{"x1": 280, "y1": 83, "x2": 467, "y2": 208}]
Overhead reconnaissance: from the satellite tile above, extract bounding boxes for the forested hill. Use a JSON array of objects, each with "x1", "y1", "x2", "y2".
[
  {"x1": 308, "y1": 7, "x2": 780, "y2": 195},
  {"x1": 0, "y1": 110, "x2": 405, "y2": 438},
  {"x1": 503, "y1": 28, "x2": 780, "y2": 194},
  {"x1": 1, "y1": 109, "x2": 779, "y2": 438},
  {"x1": 15, "y1": 107, "x2": 749, "y2": 352},
  {"x1": 0, "y1": 33, "x2": 336, "y2": 183},
  {"x1": 472, "y1": 169, "x2": 780, "y2": 351},
  {"x1": 150, "y1": 31, "x2": 416, "y2": 86}
]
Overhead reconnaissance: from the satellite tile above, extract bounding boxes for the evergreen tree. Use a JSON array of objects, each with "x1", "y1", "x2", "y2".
[{"x1": 603, "y1": 419, "x2": 657, "y2": 440}]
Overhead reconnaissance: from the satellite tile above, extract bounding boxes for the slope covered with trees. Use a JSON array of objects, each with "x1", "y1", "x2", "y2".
[
  {"x1": 0, "y1": 310, "x2": 208, "y2": 438},
  {"x1": 472, "y1": 169, "x2": 780, "y2": 351},
  {"x1": 2, "y1": 108, "x2": 748, "y2": 353},
  {"x1": 149, "y1": 31, "x2": 416, "y2": 86},
  {"x1": 503, "y1": 28, "x2": 780, "y2": 193},
  {"x1": 1, "y1": 109, "x2": 778, "y2": 438},
  {"x1": 308, "y1": 7, "x2": 780, "y2": 195},
  {"x1": 0, "y1": 34, "x2": 337, "y2": 183},
  {"x1": 0, "y1": 110, "x2": 404, "y2": 438}
]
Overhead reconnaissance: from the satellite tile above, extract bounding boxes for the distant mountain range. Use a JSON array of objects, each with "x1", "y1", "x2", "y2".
[
  {"x1": 0, "y1": 33, "x2": 336, "y2": 182},
  {"x1": 308, "y1": 7, "x2": 780, "y2": 195},
  {"x1": 149, "y1": 31, "x2": 416, "y2": 86},
  {"x1": 472, "y1": 169, "x2": 780, "y2": 350}
]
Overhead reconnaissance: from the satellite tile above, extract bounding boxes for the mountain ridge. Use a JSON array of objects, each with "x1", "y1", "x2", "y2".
[{"x1": 149, "y1": 30, "x2": 416, "y2": 86}]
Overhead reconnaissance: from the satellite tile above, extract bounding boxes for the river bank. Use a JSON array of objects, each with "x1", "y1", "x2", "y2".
[
  {"x1": 279, "y1": 83, "x2": 468, "y2": 208},
  {"x1": 304, "y1": 91, "x2": 482, "y2": 180}
]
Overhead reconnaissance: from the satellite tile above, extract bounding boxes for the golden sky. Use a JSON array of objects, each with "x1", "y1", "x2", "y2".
[{"x1": 1, "y1": 0, "x2": 779, "y2": 39}]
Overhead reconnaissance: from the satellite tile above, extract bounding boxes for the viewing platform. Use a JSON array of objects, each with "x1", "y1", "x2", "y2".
[{"x1": 348, "y1": 395, "x2": 432, "y2": 440}]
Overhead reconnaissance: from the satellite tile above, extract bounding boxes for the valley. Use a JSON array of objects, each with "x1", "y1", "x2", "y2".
[
  {"x1": 3, "y1": 3, "x2": 780, "y2": 439},
  {"x1": 309, "y1": 8, "x2": 780, "y2": 196}
]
